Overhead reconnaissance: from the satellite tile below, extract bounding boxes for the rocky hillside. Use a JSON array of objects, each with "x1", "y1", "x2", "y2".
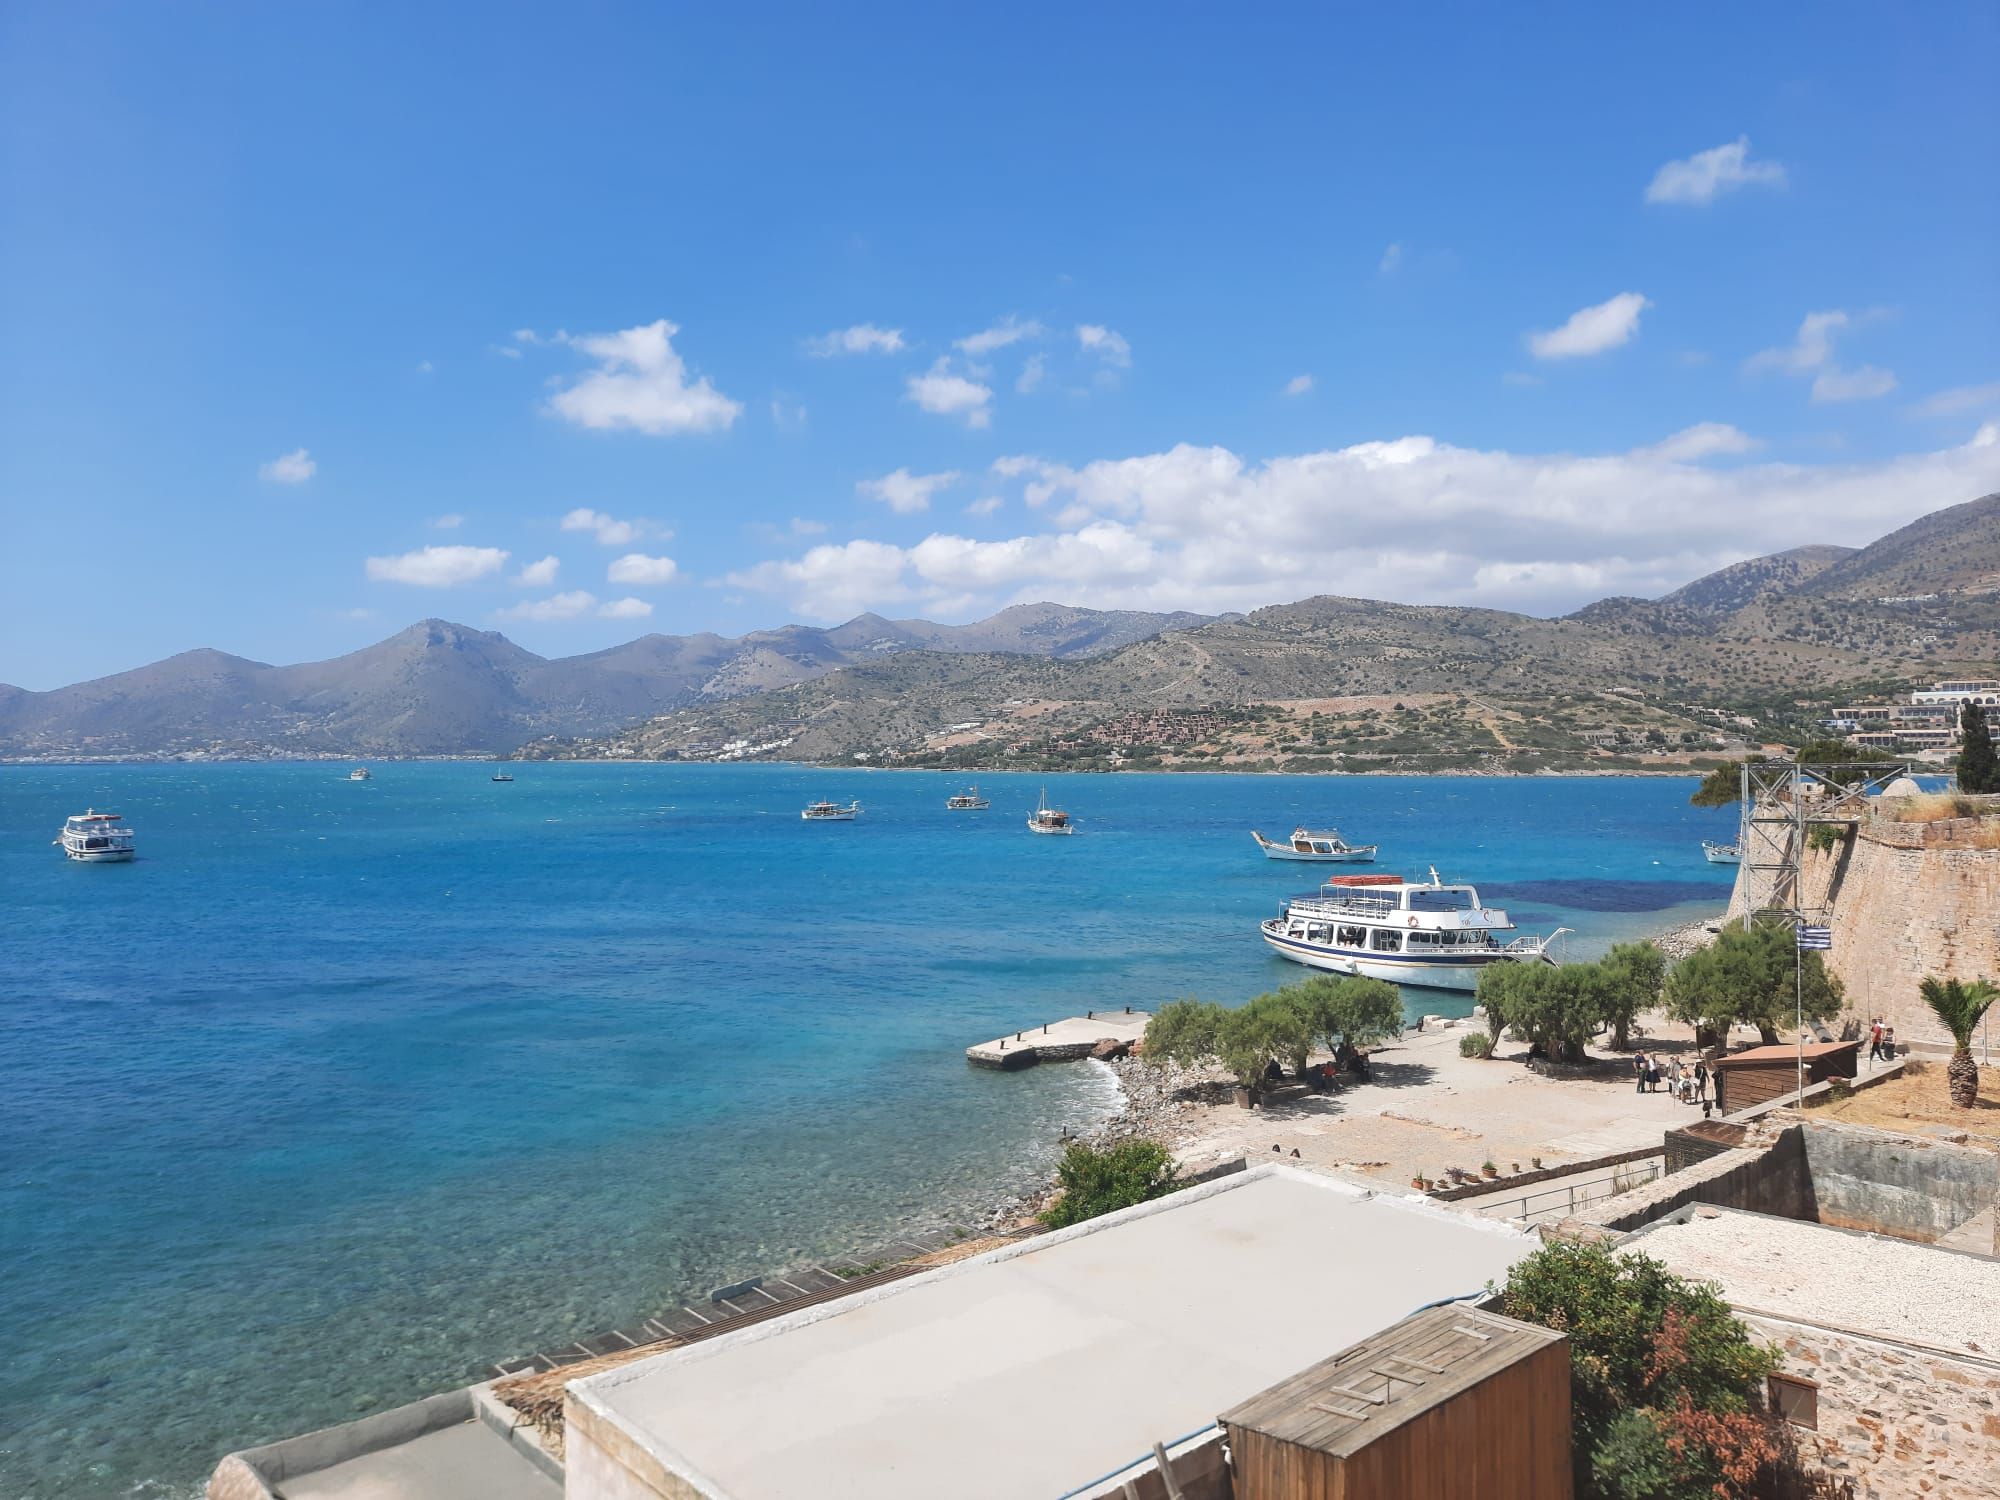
[
  {"x1": 558, "y1": 492, "x2": 2000, "y2": 772},
  {"x1": 0, "y1": 604, "x2": 1214, "y2": 759}
]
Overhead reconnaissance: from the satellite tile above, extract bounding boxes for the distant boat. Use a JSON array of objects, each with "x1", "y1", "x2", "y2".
[
  {"x1": 491, "y1": 766, "x2": 514, "y2": 782},
  {"x1": 54, "y1": 809, "x2": 136, "y2": 862},
  {"x1": 946, "y1": 785, "x2": 990, "y2": 810},
  {"x1": 802, "y1": 799, "x2": 861, "y2": 822},
  {"x1": 1027, "y1": 788, "x2": 1074, "y2": 836},
  {"x1": 348, "y1": 767, "x2": 372, "y2": 781},
  {"x1": 1251, "y1": 827, "x2": 1378, "y2": 863},
  {"x1": 1703, "y1": 840, "x2": 1741, "y2": 865}
]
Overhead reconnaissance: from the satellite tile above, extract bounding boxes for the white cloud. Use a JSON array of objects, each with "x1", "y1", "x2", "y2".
[
  {"x1": 906, "y1": 360, "x2": 993, "y2": 428},
  {"x1": 966, "y1": 495, "x2": 1004, "y2": 517},
  {"x1": 1077, "y1": 324, "x2": 1132, "y2": 368},
  {"x1": 724, "y1": 428, "x2": 2000, "y2": 622},
  {"x1": 1812, "y1": 365, "x2": 1898, "y2": 403},
  {"x1": 544, "y1": 319, "x2": 741, "y2": 435},
  {"x1": 513, "y1": 555, "x2": 561, "y2": 587},
  {"x1": 955, "y1": 317, "x2": 1044, "y2": 356},
  {"x1": 804, "y1": 323, "x2": 906, "y2": 357},
  {"x1": 1378, "y1": 243, "x2": 1404, "y2": 275},
  {"x1": 366, "y1": 545, "x2": 509, "y2": 587},
  {"x1": 430, "y1": 513, "x2": 465, "y2": 530},
  {"x1": 770, "y1": 397, "x2": 808, "y2": 431},
  {"x1": 606, "y1": 553, "x2": 681, "y2": 586},
  {"x1": 1646, "y1": 136, "x2": 1787, "y2": 205},
  {"x1": 496, "y1": 590, "x2": 597, "y2": 622},
  {"x1": 598, "y1": 597, "x2": 654, "y2": 619},
  {"x1": 1527, "y1": 293, "x2": 1650, "y2": 360},
  {"x1": 1636, "y1": 423, "x2": 1760, "y2": 463},
  {"x1": 1912, "y1": 381, "x2": 2000, "y2": 419},
  {"x1": 260, "y1": 448, "x2": 316, "y2": 484},
  {"x1": 1016, "y1": 354, "x2": 1047, "y2": 394},
  {"x1": 1750, "y1": 309, "x2": 1896, "y2": 404},
  {"x1": 417, "y1": 360, "x2": 435, "y2": 374},
  {"x1": 858, "y1": 467, "x2": 959, "y2": 514},
  {"x1": 561, "y1": 507, "x2": 658, "y2": 546},
  {"x1": 1283, "y1": 374, "x2": 1314, "y2": 397},
  {"x1": 1502, "y1": 371, "x2": 1544, "y2": 388}
]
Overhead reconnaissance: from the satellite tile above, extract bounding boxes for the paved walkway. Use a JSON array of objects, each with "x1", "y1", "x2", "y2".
[
  {"x1": 1170, "y1": 1017, "x2": 1704, "y2": 1189},
  {"x1": 966, "y1": 1008, "x2": 1149, "y2": 1067}
]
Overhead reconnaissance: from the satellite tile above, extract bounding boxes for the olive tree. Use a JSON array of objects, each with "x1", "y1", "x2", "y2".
[
  {"x1": 1664, "y1": 918, "x2": 1843, "y2": 1046},
  {"x1": 1597, "y1": 940, "x2": 1666, "y2": 1051}
]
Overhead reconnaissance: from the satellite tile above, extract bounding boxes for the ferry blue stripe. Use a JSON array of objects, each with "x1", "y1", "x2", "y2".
[{"x1": 1262, "y1": 930, "x2": 1513, "y2": 964}]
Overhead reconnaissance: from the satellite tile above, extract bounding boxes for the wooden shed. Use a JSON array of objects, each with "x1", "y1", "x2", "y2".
[
  {"x1": 1711, "y1": 1040, "x2": 1860, "y2": 1114},
  {"x1": 1219, "y1": 1303, "x2": 1571, "y2": 1500}
]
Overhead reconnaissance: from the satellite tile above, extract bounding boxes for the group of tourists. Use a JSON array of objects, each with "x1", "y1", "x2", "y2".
[
  {"x1": 1633, "y1": 1049, "x2": 1709, "y2": 1104},
  {"x1": 1866, "y1": 1018, "x2": 1899, "y2": 1063}
]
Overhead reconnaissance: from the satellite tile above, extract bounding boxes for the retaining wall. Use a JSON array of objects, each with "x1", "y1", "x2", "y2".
[
  {"x1": 1748, "y1": 1314, "x2": 2000, "y2": 1500},
  {"x1": 1801, "y1": 1120, "x2": 1999, "y2": 1244}
]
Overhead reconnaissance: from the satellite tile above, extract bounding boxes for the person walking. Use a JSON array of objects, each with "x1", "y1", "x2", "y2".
[
  {"x1": 1868, "y1": 1018, "x2": 1883, "y2": 1064},
  {"x1": 1693, "y1": 1058, "x2": 1709, "y2": 1103},
  {"x1": 1634, "y1": 1051, "x2": 1649, "y2": 1094}
]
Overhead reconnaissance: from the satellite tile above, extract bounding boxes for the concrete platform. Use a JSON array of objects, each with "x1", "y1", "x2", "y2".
[
  {"x1": 275, "y1": 1420, "x2": 558, "y2": 1500},
  {"x1": 966, "y1": 1008, "x2": 1149, "y2": 1068}
]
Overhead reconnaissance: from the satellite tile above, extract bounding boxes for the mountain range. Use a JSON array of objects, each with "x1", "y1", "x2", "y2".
[
  {"x1": 0, "y1": 603, "x2": 1214, "y2": 760},
  {"x1": 560, "y1": 492, "x2": 2000, "y2": 770},
  {"x1": 5, "y1": 493, "x2": 1995, "y2": 764}
]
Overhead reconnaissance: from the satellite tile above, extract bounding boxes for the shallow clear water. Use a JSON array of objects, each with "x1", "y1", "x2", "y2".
[{"x1": 0, "y1": 764, "x2": 1734, "y2": 1498}]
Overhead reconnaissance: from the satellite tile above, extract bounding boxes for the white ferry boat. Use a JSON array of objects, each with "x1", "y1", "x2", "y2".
[
  {"x1": 55, "y1": 810, "x2": 136, "y2": 862},
  {"x1": 1261, "y1": 870, "x2": 1565, "y2": 992},
  {"x1": 1702, "y1": 840, "x2": 1740, "y2": 865},
  {"x1": 349, "y1": 767, "x2": 372, "y2": 781},
  {"x1": 945, "y1": 785, "x2": 990, "y2": 810},
  {"x1": 1251, "y1": 827, "x2": 1378, "y2": 863},
  {"x1": 1027, "y1": 789, "x2": 1074, "y2": 835},
  {"x1": 801, "y1": 799, "x2": 861, "y2": 821}
]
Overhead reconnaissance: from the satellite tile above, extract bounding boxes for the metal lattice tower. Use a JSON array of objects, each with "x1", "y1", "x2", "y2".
[{"x1": 1735, "y1": 759, "x2": 1915, "y2": 928}]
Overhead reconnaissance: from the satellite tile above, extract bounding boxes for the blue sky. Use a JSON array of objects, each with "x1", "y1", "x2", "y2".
[{"x1": 3, "y1": 3, "x2": 1997, "y2": 689}]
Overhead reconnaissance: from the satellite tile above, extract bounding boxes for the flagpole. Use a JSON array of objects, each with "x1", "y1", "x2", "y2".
[{"x1": 1796, "y1": 932, "x2": 1805, "y2": 1101}]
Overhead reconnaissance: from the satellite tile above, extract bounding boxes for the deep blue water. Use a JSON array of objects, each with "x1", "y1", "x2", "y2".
[{"x1": 0, "y1": 765, "x2": 1735, "y2": 1498}]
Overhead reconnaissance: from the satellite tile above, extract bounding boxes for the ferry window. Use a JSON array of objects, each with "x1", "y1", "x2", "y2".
[
  {"x1": 1337, "y1": 925, "x2": 1366, "y2": 947},
  {"x1": 1408, "y1": 889, "x2": 1474, "y2": 913},
  {"x1": 1370, "y1": 928, "x2": 1403, "y2": 953},
  {"x1": 1407, "y1": 931, "x2": 1434, "y2": 947}
]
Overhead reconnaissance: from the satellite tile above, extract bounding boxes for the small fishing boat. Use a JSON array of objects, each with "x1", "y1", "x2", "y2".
[
  {"x1": 1027, "y1": 789, "x2": 1074, "y2": 836},
  {"x1": 1260, "y1": 868, "x2": 1567, "y2": 992},
  {"x1": 1251, "y1": 827, "x2": 1378, "y2": 863},
  {"x1": 801, "y1": 799, "x2": 861, "y2": 821},
  {"x1": 491, "y1": 767, "x2": 515, "y2": 782},
  {"x1": 348, "y1": 767, "x2": 372, "y2": 781},
  {"x1": 1702, "y1": 840, "x2": 1740, "y2": 865},
  {"x1": 945, "y1": 785, "x2": 990, "y2": 810},
  {"x1": 54, "y1": 810, "x2": 136, "y2": 862}
]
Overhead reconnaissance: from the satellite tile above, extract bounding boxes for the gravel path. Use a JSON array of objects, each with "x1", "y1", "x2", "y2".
[{"x1": 1638, "y1": 1209, "x2": 2000, "y2": 1354}]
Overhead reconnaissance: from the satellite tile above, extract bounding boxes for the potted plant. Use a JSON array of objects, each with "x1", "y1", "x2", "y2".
[
  {"x1": 1481, "y1": 1159, "x2": 1499, "y2": 1179},
  {"x1": 1531, "y1": 1155, "x2": 1543, "y2": 1170}
]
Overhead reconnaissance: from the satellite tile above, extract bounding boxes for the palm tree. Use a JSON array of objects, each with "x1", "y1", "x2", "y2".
[{"x1": 1918, "y1": 976, "x2": 1999, "y2": 1108}]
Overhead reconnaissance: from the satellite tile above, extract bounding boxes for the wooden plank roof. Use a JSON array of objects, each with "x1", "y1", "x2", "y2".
[
  {"x1": 1218, "y1": 1303, "x2": 1563, "y2": 1457},
  {"x1": 1710, "y1": 1040, "x2": 1860, "y2": 1069}
]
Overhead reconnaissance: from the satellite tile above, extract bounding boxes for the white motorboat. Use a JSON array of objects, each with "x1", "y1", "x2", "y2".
[
  {"x1": 1027, "y1": 789, "x2": 1074, "y2": 835},
  {"x1": 1702, "y1": 840, "x2": 1740, "y2": 865},
  {"x1": 801, "y1": 799, "x2": 861, "y2": 821},
  {"x1": 55, "y1": 810, "x2": 136, "y2": 862},
  {"x1": 945, "y1": 785, "x2": 990, "y2": 810},
  {"x1": 1261, "y1": 868, "x2": 1566, "y2": 992},
  {"x1": 1251, "y1": 827, "x2": 1378, "y2": 863},
  {"x1": 349, "y1": 767, "x2": 372, "y2": 781}
]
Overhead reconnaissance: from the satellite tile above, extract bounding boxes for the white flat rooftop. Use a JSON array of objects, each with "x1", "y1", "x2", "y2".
[{"x1": 570, "y1": 1165, "x2": 1538, "y2": 1500}]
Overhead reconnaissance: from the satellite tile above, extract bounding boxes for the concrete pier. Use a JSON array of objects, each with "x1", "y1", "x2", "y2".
[{"x1": 966, "y1": 1009, "x2": 1150, "y2": 1070}]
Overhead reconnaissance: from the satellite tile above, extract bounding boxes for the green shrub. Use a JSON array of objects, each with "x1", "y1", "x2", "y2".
[
  {"x1": 1459, "y1": 1032, "x2": 1493, "y2": 1059},
  {"x1": 1037, "y1": 1138, "x2": 1180, "y2": 1229}
]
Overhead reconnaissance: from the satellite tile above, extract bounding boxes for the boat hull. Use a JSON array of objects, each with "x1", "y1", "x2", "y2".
[
  {"x1": 1702, "y1": 844, "x2": 1740, "y2": 865},
  {"x1": 1252, "y1": 833, "x2": 1377, "y2": 863},
  {"x1": 1027, "y1": 821, "x2": 1074, "y2": 835},
  {"x1": 1260, "y1": 921, "x2": 1530, "y2": 992},
  {"x1": 61, "y1": 844, "x2": 134, "y2": 862}
]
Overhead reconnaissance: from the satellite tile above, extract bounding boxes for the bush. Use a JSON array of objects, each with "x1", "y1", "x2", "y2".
[
  {"x1": 1497, "y1": 1241, "x2": 1809, "y2": 1499},
  {"x1": 1037, "y1": 1138, "x2": 1180, "y2": 1229},
  {"x1": 1459, "y1": 1032, "x2": 1493, "y2": 1059}
]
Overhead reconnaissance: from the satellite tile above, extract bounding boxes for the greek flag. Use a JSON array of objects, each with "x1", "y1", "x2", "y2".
[{"x1": 1796, "y1": 925, "x2": 1833, "y2": 951}]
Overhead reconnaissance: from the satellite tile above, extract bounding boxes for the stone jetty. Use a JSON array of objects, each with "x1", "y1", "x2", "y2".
[{"x1": 966, "y1": 1009, "x2": 1151, "y2": 1069}]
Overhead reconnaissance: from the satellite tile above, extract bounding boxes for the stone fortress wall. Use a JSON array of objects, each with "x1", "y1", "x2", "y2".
[{"x1": 1726, "y1": 804, "x2": 2000, "y2": 1050}]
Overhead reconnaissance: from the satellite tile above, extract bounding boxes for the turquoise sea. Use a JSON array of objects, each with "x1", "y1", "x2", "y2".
[{"x1": 0, "y1": 764, "x2": 1735, "y2": 1498}]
